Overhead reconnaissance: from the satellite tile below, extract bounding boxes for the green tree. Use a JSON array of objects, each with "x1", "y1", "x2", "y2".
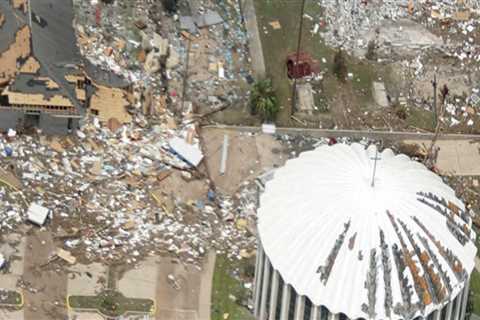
[
  {"x1": 250, "y1": 79, "x2": 279, "y2": 121},
  {"x1": 333, "y1": 50, "x2": 348, "y2": 82}
]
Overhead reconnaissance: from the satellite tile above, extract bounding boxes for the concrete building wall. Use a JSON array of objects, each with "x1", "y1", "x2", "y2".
[
  {"x1": 0, "y1": 109, "x2": 24, "y2": 131},
  {"x1": 39, "y1": 113, "x2": 79, "y2": 135},
  {"x1": 253, "y1": 241, "x2": 470, "y2": 320},
  {"x1": 0, "y1": 109, "x2": 79, "y2": 135}
]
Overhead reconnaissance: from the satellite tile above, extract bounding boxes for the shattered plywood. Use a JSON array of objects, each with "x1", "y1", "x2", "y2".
[
  {"x1": 453, "y1": 10, "x2": 470, "y2": 21},
  {"x1": 65, "y1": 74, "x2": 87, "y2": 100},
  {"x1": 0, "y1": 167, "x2": 21, "y2": 190},
  {"x1": 19, "y1": 56, "x2": 40, "y2": 74},
  {"x1": 90, "y1": 83, "x2": 132, "y2": 123},
  {"x1": 269, "y1": 20, "x2": 281, "y2": 29},
  {"x1": 75, "y1": 87, "x2": 86, "y2": 101},
  {"x1": 12, "y1": 0, "x2": 27, "y2": 12},
  {"x1": 4, "y1": 88, "x2": 75, "y2": 108},
  {"x1": 36, "y1": 77, "x2": 60, "y2": 89},
  {"x1": 64, "y1": 74, "x2": 84, "y2": 83},
  {"x1": 56, "y1": 248, "x2": 76, "y2": 264},
  {"x1": 0, "y1": 25, "x2": 31, "y2": 85}
]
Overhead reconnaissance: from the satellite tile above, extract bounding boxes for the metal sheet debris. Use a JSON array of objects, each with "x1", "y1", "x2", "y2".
[
  {"x1": 168, "y1": 137, "x2": 204, "y2": 167},
  {"x1": 27, "y1": 203, "x2": 50, "y2": 226}
]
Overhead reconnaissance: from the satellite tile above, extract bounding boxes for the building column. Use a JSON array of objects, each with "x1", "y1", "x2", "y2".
[
  {"x1": 259, "y1": 258, "x2": 271, "y2": 320},
  {"x1": 453, "y1": 293, "x2": 462, "y2": 320},
  {"x1": 268, "y1": 270, "x2": 280, "y2": 320},
  {"x1": 311, "y1": 305, "x2": 320, "y2": 320},
  {"x1": 446, "y1": 298, "x2": 454, "y2": 320},
  {"x1": 279, "y1": 284, "x2": 291, "y2": 320},
  {"x1": 433, "y1": 309, "x2": 441, "y2": 320},
  {"x1": 254, "y1": 243, "x2": 264, "y2": 317},
  {"x1": 294, "y1": 295, "x2": 305, "y2": 320},
  {"x1": 328, "y1": 312, "x2": 339, "y2": 320},
  {"x1": 460, "y1": 277, "x2": 471, "y2": 320}
]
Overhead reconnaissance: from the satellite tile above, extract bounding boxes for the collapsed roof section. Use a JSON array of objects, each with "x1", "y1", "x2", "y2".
[{"x1": 0, "y1": 0, "x2": 133, "y2": 127}]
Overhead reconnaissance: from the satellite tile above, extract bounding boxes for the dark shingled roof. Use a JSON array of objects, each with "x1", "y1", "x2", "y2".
[
  {"x1": 0, "y1": 0, "x2": 24, "y2": 53},
  {"x1": 1, "y1": 0, "x2": 128, "y2": 115}
]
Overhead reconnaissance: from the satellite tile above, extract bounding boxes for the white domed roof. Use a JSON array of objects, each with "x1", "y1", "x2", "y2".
[{"x1": 257, "y1": 143, "x2": 477, "y2": 320}]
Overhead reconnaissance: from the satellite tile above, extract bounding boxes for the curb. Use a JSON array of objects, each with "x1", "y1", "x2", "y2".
[
  {"x1": 67, "y1": 294, "x2": 156, "y2": 318},
  {"x1": 0, "y1": 290, "x2": 24, "y2": 309}
]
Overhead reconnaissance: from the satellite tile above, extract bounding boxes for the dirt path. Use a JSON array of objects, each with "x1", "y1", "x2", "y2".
[
  {"x1": 201, "y1": 128, "x2": 285, "y2": 194},
  {"x1": 22, "y1": 231, "x2": 67, "y2": 320}
]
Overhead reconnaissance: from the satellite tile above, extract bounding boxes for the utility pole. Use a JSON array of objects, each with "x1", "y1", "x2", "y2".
[
  {"x1": 425, "y1": 72, "x2": 442, "y2": 169},
  {"x1": 290, "y1": 0, "x2": 307, "y2": 115},
  {"x1": 238, "y1": 0, "x2": 244, "y2": 25},
  {"x1": 432, "y1": 73, "x2": 437, "y2": 128}
]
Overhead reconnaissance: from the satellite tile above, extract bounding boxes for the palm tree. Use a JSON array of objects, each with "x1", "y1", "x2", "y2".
[{"x1": 250, "y1": 79, "x2": 279, "y2": 122}]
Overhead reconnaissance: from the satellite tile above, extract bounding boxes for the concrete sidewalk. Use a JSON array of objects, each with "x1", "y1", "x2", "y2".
[
  {"x1": 243, "y1": 0, "x2": 266, "y2": 79},
  {"x1": 405, "y1": 140, "x2": 480, "y2": 175},
  {"x1": 0, "y1": 233, "x2": 25, "y2": 320}
]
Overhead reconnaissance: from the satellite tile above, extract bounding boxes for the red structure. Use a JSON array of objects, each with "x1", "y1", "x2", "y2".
[
  {"x1": 95, "y1": 4, "x2": 102, "y2": 26},
  {"x1": 286, "y1": 52, "x2": 320, "y2": 79}
]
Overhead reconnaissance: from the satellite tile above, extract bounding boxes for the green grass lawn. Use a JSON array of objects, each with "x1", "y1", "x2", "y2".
[
  {"x1": 254, "y1": 0, "x2": 377, "y2": 126},
  {"x1": 470, "y1": 270, "x2": 480, "y2": 314},
  {"x1": 405, "y1": 107, "x2": 436, "y2": 131},
  {"x1": 68, "y1": 291, "x2": 154, "y2": 317},
  {"x1": 0, "y1": 290, "x2": 22, "y2": 307},
  {"x1": 211, "y1": 255, "x2": 255, "y2": 320}
]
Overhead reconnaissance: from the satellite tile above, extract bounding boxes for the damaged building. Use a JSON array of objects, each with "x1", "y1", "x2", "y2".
[{"x1": 0, "y1": 0, "x2": 131, "y2": 134}]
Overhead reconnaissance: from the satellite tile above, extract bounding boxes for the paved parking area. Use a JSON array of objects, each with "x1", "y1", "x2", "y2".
[
  {"x1": 118, "y1": 257, "x2": 157, "y2": 300},
  {"x1": 404, "y1": 140, "x2": 480, "y2": 175},
  {"x1": 0, "y1": 233, "x2": 25, "y2": 320}
]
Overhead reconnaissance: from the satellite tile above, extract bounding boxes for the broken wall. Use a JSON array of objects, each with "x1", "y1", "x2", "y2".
[{"x1": 89, "y1": 84, "x2": 132, "y2": 123}]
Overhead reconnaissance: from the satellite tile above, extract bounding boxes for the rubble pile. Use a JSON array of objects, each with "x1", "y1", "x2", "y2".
[
  {"x1": 74, "y1": 0, "x2": 251, "y2": 113},
  {"x1": 319, "y1": 0, "x2": 409, "y2": 54},
  {"x1": 0, "y1": 118, "x2": 253, "y2": 265},
  {"x1": 317, "y1": 0, "x2": 480, "y2": 65}
]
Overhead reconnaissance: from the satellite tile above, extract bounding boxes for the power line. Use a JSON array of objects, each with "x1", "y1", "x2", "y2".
[{"x1": 290, "y1": 0, "x2": 307, "y2": 115}]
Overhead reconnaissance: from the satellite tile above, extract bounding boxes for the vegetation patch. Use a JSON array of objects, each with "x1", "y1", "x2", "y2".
[
  {"x1": 211, "y1": 255, "x2": 255, "y2": 320},
  {"x1": 0, "y1": 290, "x2": 23, "y2": 308},
  {"x1": 250, "y1": 79, "x2": 279, "y2": 121},
  {"x1": 254, "y1": 0, "x2": 377, "y2": 126},
  {"x1": 68, "y1": 290, "x2": 154, "y2": 317},
  {"x1": 468, "y1": 270, "x2": 480, "y2": 315}
]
